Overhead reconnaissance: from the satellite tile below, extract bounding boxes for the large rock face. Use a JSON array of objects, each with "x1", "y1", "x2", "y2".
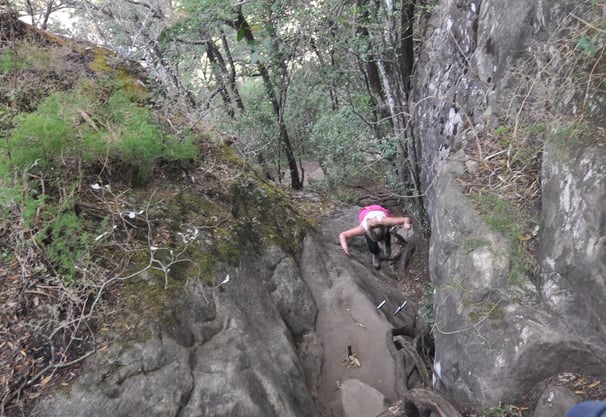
[
  {"x1": 33, "y1": 207, "x2": 420, "y2": 417},
  {"x1": 410, "y1": 0, "x2": 606, "y2": 408},
  {"x1": 538, "y1": 137, "x2": 606, "y2": 358},
  {"x1": 33, "y1": 248, "x2": 321, "y2": 417}
]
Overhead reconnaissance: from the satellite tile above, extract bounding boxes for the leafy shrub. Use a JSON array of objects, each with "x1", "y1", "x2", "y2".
[
  {"x1": 309, "y1": 107, "x2": 371, "y2": 186},
  {"x1": 4, "y1": 92, "x2": 77, "y2": 170},
  {"x1": 35, "y1": 210, "x2": 95, "y2": 282}
]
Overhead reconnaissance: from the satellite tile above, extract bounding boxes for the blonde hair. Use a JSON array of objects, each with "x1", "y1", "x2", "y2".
[{"x1": 368, "y1": 226, "x2": 386, "y2": 242}]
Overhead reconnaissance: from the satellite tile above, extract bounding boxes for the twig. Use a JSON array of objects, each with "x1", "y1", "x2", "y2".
[
  {"x1": 2, "y1": 349, "x2": 97, "y2": 407},
  {"x1": 570, "y1": 13, "x2": 606, "y2": 34}
]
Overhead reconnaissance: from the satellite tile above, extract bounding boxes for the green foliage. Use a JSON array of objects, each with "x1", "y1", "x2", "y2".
[
  {"x1": 230, "y1": 79, "x2": 278, "y2": 171},
  {"x1": 475, "y1": 406, "x2": 515, "y2": 417},
  {"x1": 576, "y1": 36, "x2": 600, "y2": 57},
  {"x1": 162, "y1": 133, "x2": 200, "y2": 161},
  {"x1": 460, "y1": 237, "x2": 490, "y2": 254},
  {"x1": 423, "y1": 3, "x2": 438, "y2": 13},
  {"x1": 473, "y1": 193, "x2": 525, "y2": 238},
  {"x1": 0, "y1": 59, "x2": 201, "y2": 285},
  {"x1": 0, "y1": 49, "x2": 28, "y2": 74},
  {"x1": 36, "y1": 210, "x2": 96, "y2": 283},
  {"x1": 21, "y1": 192, "x2": 48, "y2": 228},
  {"x1": 5, "y1": 92, "x2": 77, "y2": 170},
  {"x1": 69, "y1": 0, "x2": 424, "y2": 193},
  {"x1": 2, "y1": 79, "x2": 200, "y2": 183},
  {"x1": 309, "y1": 107, "x2": 372, "y2": 186},
  {"x1": 420, "y1": 282, "x2": 435, "y2": 326}
]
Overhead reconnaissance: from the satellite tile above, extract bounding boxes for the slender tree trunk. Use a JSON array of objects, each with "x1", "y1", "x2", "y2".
[
  {"x1": 357, "y1": 0, "x2": 421, "y2": 198},
  {"x1": 230, "y1": 7, "x2": 302, "y2": 189},
  {"x1": 151, "y1": 42, "x2": 197, "y2": 108},
  {"x1": 355, "y1": 0, "x2": 383, "y2": 101},
  {"x1": 354, "y1": 0, "x2": 386, "y2": 139},
  {"x1": 205, "y1": 39, "x2": 235, "y2": 117},
  {"x1": 309, "y1": 37, "x2": 338, "y2": 110},
  {"x1": 398, "y1": 1, "x2": 421, "y2": 197},
  {"x1": 219, "y1": 30, "x2": 245, "y2": 112}
]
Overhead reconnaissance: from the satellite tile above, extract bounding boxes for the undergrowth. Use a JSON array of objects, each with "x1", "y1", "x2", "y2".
[
  {"x1": 0, "y1": 23, "x2": 314, "y2": 416},
  {"x1": 0, "y1": 30, "x2": 206, "y2": 415}
]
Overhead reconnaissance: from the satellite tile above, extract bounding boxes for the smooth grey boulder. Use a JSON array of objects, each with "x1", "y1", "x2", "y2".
[{"x1": 340, "y1": 379, "x2": 387, "y2": 417}]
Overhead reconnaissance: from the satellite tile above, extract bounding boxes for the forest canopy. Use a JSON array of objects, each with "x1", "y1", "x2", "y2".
[{"x1": 7, "y1": 0, "x2": 426, "y2": 193}]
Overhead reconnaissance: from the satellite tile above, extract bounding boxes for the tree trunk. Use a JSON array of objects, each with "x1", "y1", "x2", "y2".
[
  {"x1": 219, "y1": 30, "x2": 245, "y2": 112},
  {"x1": 354, "y1": 0, "x2": 386, "y2": 139},
  {"x1": 309, "y1": 36, "x2": 338, "y2": 110},
  {"x1": 150, "y1": 42, "x2": 197, "y2": 108},
  {"x1": 399, "y1": 1, "x2": 422, "y2": 199},
  {"x1": 205, "y1": 38, "x2": 236, "y2": 118},
  {"x1": 229, "y1": 7, "x2": 303, "y2": 189}
]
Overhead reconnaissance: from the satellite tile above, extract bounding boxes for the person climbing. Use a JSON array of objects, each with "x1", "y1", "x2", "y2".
[{"x1": 339, "y1": 204, "x2": 412, "y2": 269}]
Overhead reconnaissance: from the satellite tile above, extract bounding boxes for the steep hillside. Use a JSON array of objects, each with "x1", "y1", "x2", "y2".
[
  {"x1": 0, "y1": 11, "x2": 328, "y2": 415},
  {"x1": 2, "y1": 2, "x2": 605, "y2": 417}
]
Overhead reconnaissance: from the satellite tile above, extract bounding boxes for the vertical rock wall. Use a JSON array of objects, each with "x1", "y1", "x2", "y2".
[{"x1": 410, "y1": 0, "x2": 606, "y2": 408}]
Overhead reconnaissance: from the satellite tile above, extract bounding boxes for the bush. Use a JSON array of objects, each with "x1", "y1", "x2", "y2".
[
  {"x1": 1, "y1": 79, "x2": 200, "y2": 183},
  {"x1": 309, "y1": 107, "x2": 374, "y2": 186}
]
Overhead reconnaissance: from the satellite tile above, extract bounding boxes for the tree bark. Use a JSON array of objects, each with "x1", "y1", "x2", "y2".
[
  {"x1": 219, "y1": 29, "x2": 245, "y2": 112},
  {"x1": 205, "y1": 38, "x2": 233, "y2": 117},
  {"x1": 353, "y1": 0, "x2": 385, "y2": 139},
  {"x1": 150, "y1": 41, "x2": 197, "y2": 108},
  {"x1": 399, "y1": 0, "x2": 422, "y2": 199}
]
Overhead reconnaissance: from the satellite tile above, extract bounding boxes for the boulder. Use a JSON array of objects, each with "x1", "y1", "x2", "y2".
[{"x1": 340, "y1": 379, "x2": 387, "y2": 417}]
